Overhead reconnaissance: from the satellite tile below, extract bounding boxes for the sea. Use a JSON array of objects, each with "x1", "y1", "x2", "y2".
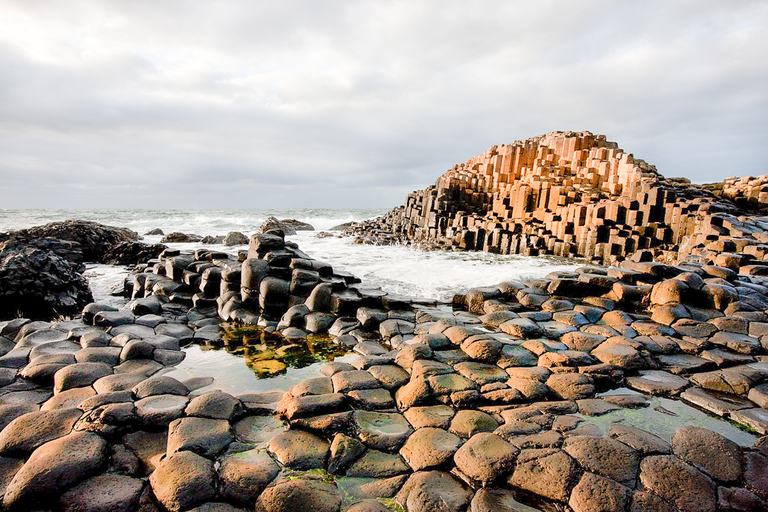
[
  {"x1": 0, "y1": 208, "x2": 585, "y2": 304},
  {"x1": 0, "y1": 208, "x2": 588, "y2": 394}
]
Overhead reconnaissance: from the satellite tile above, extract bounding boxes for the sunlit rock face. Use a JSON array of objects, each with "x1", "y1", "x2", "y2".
[{"x1": 345, "y1": 131, "x2": 768, "y2": 265}]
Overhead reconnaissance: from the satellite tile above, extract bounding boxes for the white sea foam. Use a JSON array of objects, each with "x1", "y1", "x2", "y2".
[{"x1": 1, "y1": 208, "x2": 584, "y2": 301}]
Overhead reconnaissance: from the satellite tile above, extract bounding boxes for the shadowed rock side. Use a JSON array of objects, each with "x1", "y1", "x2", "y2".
[
  {"x1": 344, "y1": 131, "x2": 768, "y2": 266},
  {"x1": 0, "y1": 221, "x2": 166, "y2": 319},
  {"x1": 3, "y1": 227, "x2": 768, "y2": 511}
]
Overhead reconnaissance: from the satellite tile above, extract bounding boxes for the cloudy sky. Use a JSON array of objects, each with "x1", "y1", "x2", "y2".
[{"x1": 1, "y1": 1, "x2": 766, "y2": 209}]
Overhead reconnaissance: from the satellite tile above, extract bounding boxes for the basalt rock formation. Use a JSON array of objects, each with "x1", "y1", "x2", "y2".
[
  {"x1": 0, "y1": 221, "x2": 165, "y2": 319},
  {"x1": 345, "y1": 131, "x2": 768, "y2": 266}
]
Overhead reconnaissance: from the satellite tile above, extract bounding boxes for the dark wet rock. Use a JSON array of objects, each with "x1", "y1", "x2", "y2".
[
  {"x1": 328, "y1": 432, "x2": 366, "y2": 474},
  {"x1": 218, "y1": 448, "x2": 281, "y2": 504},
  {"x1": 3, "y1": 431, "x2": 108, "y2": 509},
  {"x1": 149, "y1": 450, "x2": 217, "y2": 512},
  {"x1": 167, "y1": 417, "x2": 233, "y2": 458},
  {"x1": 223, "y1": 231, "x2": 248, "y2": 246},
  {"x1": 0, "y1": 244, "x2": 93, "y2": 319},
  {"x1": 93, "y1": 310, "x2": 135, "y2": 327},
  {"x1": 104, "y1": 241, "x2": 166, "y2": 265},
  {"x1": 717, "y1": 486, "x2": 766, "y2": 512},
  {"x1": 400, "y1": 426, "x2": 462, "y2": 471},
  {"x1": 563, "y1": 435, "x2": 639, "y2": 486},
  {"x1": 266, "y1": 429, "x2": 329, "y2": 469},
  {"x1": 122, "y1": 430, "x2": 167, "y2": 476},
  {"x1": 508, "y1": 448, "x2": 580, "y2": 503},
  {"x1": 569, "y1": 471, "x2": 632, "y2": 512},
  {"x1": 395, "y1": 470, "x2": 472, "y2": 512},
  {"x1": 255, "y1": 472, "x2": 341, "y2": 512},
  {"x1": 0, "y1": 407, "x2": 82, "y2": 455},
  {"x1": 58, "y1": 473, "x2": 144, "y2": 512},
  {"x1": 639, "y1": 455, "x2": 716, "y2": 512},
  {"x1": 346, "y1": 449, "x2": 410, "y2": 477},
  {"x1": 744, "y1": 451, "x2": 768, "y2": 499}
]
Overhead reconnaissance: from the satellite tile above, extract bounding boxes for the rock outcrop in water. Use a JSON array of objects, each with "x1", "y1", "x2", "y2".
[
  {"x1": 345, "y1": 131, "x2": 768, "y2": 266},
  {"x1": 0, "y1": 221, "x2": 165, "y2": 318}
]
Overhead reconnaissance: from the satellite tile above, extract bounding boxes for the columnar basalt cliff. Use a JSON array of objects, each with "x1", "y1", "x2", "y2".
[{"x1": 346, "y1": 131, "x2": 768, "y2": 265}]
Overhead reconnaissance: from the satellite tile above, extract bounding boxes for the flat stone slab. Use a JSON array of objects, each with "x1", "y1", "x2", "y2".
[
  {"x1": 455, "y1": 362, "x2": 508, "y2": 384},
  {"x1": 354, "y1": 410, "x2": 413, "y2": 451},
  {"x1": 346, "y1": 449, "x2": 410, "y2": 478},
  {"x1": 167, "y1": 417, "x2": 233, "y2": 458},
  {"x1": 332, "y1": 370, "x2": 381, "y2": 393},
  {"x1": 59, "y1": 474, "x2": 144, "y2": 512},
  {"x1": 403, "y1": 405, "x2": 456, "y2": 429},
  {"x1": 730, "y1": 408, "x2": 768, "y2": 434},
  {"x1": 639, "y1": 455, "x2": 716, "y2": 512},
  {"x1": 657, "y1": 354, "x2": 715, "y2": 375},
  {"x1": 218, "y1": 448, "x2": 281, "y2": 503},
  {"x1": 399, "y1": 427, "x2": 462, "y2": 471},
  {"x1": 608, "y1": 424, "x2": 670, "y2": 455},
  {"x1": 135, "y1": 394, "x2": 189, "y2": 426},
  {"x1": 680, "y1": 386, "x2": 754, "y2": 417},
  {"x1": 626, "y1": 370, "x2": 689, "y2": 396},
  {"x1": 233, "y1": 415, "x2": 287, "y2": 447},
  {"x1": 266, "y1": 430, "x2": 329, "y2": 470},
  {"x1": 454, "y1": 432, "x2": 518, "y2": 486}
]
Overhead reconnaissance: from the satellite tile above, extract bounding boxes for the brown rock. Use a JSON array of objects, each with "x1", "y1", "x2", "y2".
[{"x1": 639, "y1": 455, "x2": 716, "y2": 512}]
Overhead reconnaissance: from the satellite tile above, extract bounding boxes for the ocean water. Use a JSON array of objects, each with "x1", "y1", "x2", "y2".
[
  {"x1": 1, "y1": 208, "x2": 586, "y2": 392},
  {"x1": 0, "y1": 208, "x2": 584, "y2": 302}
]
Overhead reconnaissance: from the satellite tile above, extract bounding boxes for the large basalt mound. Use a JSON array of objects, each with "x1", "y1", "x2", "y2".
[{"x1": 345, "y1": 131, "x2": 767, "y2": 265}]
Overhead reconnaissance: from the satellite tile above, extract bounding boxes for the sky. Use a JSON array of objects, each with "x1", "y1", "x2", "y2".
[{"x1": 1, "y1": 1, "x2": 766, "y2": 209}]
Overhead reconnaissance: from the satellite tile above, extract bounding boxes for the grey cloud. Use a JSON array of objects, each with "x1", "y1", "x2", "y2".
[{"x1": 0, "y1": 0, "x2": 766, "y2": 208}]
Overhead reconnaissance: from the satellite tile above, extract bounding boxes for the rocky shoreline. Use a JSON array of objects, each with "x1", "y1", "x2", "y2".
[{"x1": 2, "y1": 134, "x2": 768, "y2": 511}]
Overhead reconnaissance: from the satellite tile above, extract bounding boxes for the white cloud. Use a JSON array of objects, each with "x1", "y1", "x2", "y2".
[{"x1": 0, "y1": 0, "x2": 766, "y2": 208}]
